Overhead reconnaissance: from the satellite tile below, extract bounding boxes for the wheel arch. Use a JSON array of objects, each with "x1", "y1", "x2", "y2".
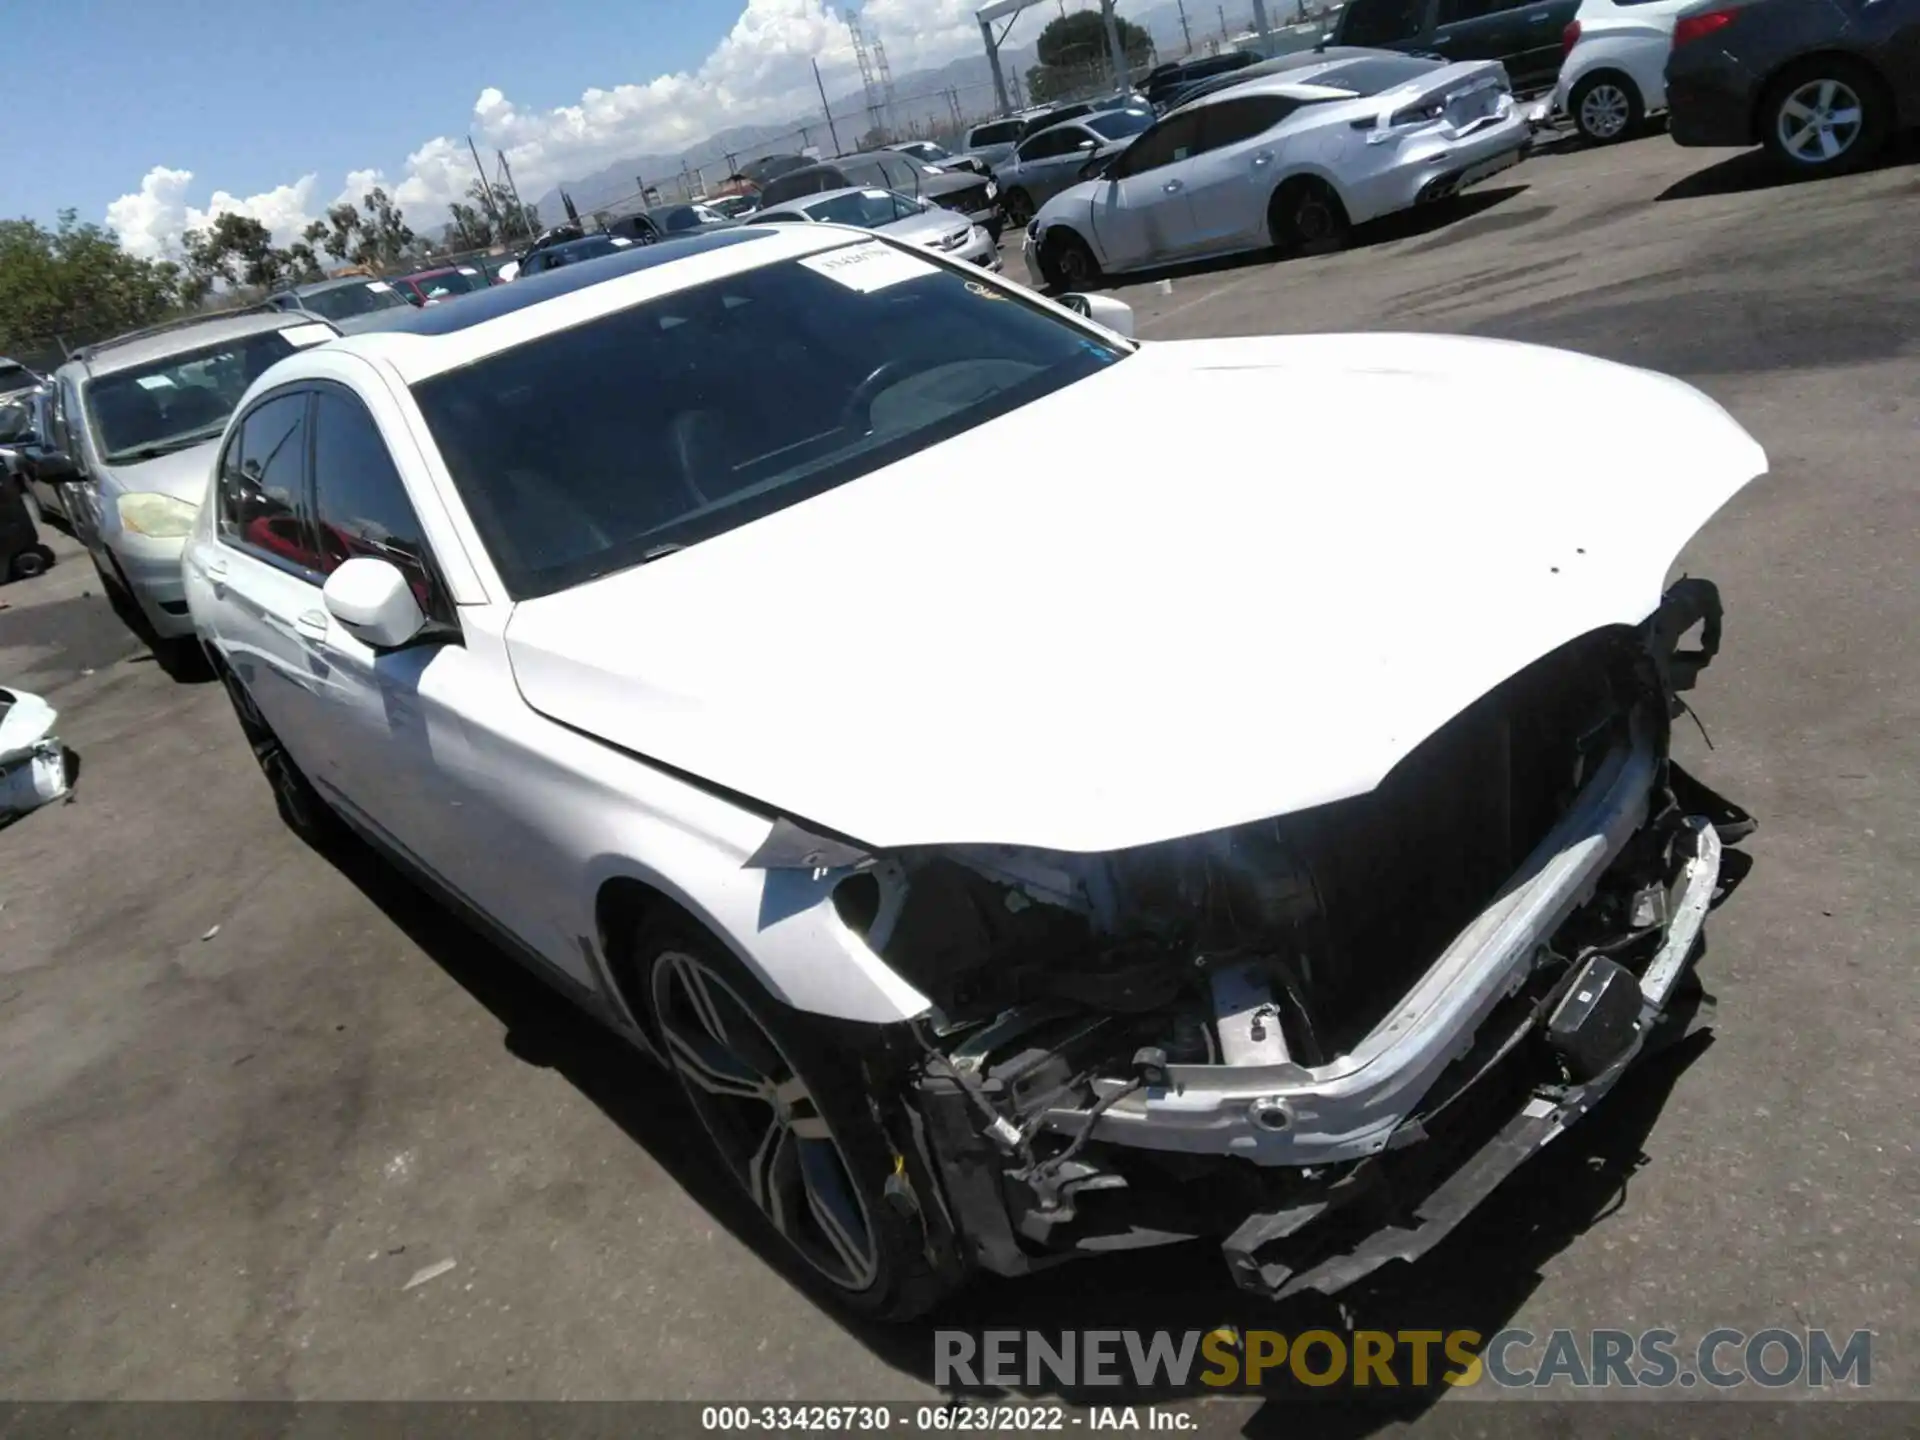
[{"x1": 1268, "y1": 168, "x2": 1356, "y2": 230}]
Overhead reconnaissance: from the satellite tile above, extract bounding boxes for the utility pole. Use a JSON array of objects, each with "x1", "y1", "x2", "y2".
[
  {"x1": 1098, "y1": 0, "x2": 1131, "y2": 93},
  {"x1": 812, "y1": 59, "x2": 842, "y2": 155},
  {"x1": 1177, "y1": 0, "x2": 1194, "y2": 53},
  {"x1": 467, "y1": 135, "x2": 503, "y2": 233},
  {"x1": 1218, "y1": 4, "x2": 1229, "y2": 41},
  {"x1": 1250, "y1": 0, "x2": 1273, "y2": 51},
  {"x1": 494, "y1": 149, "x2": 531, "y2": 242}
]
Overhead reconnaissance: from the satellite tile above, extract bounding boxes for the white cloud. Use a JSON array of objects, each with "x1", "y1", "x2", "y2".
[
  {"x1": 106, "y1": 166, "x2": 321, "y2": 260},
  {"x1": 105, "y1": 0, "x2": 985, "y2": 248}
]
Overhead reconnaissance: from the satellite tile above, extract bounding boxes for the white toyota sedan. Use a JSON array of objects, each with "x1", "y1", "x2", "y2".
[
  {"x1": 1025, "y1": 54, "x2": 1532, "y2": 288},
  {"x1": 184, "y1": 222, "x2": 1765, "y2": 1318}
]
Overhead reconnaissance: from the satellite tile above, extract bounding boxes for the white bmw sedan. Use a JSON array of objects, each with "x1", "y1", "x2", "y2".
[
  {"x1": 1025, "y1": 53, "x2": 1532, "y2": 288},
  {"x1": 185, "y1": 223, "x2": 1765, "y2": 1318}
]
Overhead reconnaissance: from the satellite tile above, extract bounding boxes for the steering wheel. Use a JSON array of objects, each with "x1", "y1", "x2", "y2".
[{"x1": 838, "y1": 360, "x2": 916, "y2": 435}]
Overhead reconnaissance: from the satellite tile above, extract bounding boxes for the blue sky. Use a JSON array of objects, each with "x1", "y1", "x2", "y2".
[{"x1": 11, "y1": 0, "x2": 984, "y2": 258}]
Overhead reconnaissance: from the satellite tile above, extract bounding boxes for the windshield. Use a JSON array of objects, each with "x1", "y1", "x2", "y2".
[
  {"x1": 1086, "y1": 108, "x2": 1154, "y2": 140},
  {"x1": 802, "y1": 189, "x2": 921, "y2": 228},
  {"x1": 86, "y1": 331, "x2": 298, "y2": 463},
  {"x1": 411, "y1": 241, "x2": 1127, "y2": 599},
  {"x1": 298, "y1": 281, "x2": 412, "y2": 321},
  {"x1": 411, "y1": 270, "x2": 483, "y2": 300}
]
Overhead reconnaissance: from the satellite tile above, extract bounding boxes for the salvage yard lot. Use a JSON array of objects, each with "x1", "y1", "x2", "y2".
[{"x1": 2, "y1": 131, "x2": 1916, "y2": 1422}]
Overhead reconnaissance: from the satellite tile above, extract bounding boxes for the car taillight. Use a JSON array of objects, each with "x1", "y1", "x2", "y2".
[
  {"x1": 1672, "y1": 7, "x2": 1737, "y2": 46},
  {"x1": 1562, "y1": 20, "x2": 1581, "y2": 56}
]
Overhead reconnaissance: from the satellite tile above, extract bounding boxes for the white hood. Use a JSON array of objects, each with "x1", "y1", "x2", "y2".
[{"x1": 505, "y1": 334, "x2": 1766, "y2": 853}]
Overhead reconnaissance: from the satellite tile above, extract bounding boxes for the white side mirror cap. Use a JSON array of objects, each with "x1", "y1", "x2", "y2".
[
  {"x1": 1060, "y1": 292, "x2": 1136, "y2": 341},
  {"x1": 323, "y1": 557, "x2": 427, "y2": 649}
]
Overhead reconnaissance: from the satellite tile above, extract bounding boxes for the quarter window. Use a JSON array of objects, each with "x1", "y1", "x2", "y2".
[
  {"x1": 218, "y1": 392, "x2": 319, "y2": 572},
  {"x1": 1195, "y1": 96, "x2": 1300, "y2": 149},
  {"x1": 309, "y1": 389, "x2": 454, "y2": 627}
]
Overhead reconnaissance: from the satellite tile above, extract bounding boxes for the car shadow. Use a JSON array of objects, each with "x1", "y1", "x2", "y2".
[
  {"x1": 1106, "y1": 186, "x2": 1533, "y2": 293},
  {"x1": 1657, "y1": 130, "x2": 1920, "y2": 201},
  {"x1": 320, "y1": 826, "x2": 1726, "y2": 1430}
]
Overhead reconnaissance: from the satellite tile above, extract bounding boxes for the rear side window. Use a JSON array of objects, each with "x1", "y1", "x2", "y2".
[
  {"x1": 309, "y1": 389, "x2": 454, "y2": 626},
  {"x1": 1111, "y1": 111, "x2": 1206, "y2": 176},
  {"x1": 1196, "y1": 96, "x2": 1304, "y2": 150},
  {"x1": 218, "y1": 392, "x2": 319, "y2": 572},
  {"x1": 970, "y1": 120, "x2": 1025, "y2": 146},
  {"x1": 1018, "y1": 127, "x2": 1087, "y2": 162},
  {"x1": 1342, "y1": 0, "x2": 1426, "y2": 44}
]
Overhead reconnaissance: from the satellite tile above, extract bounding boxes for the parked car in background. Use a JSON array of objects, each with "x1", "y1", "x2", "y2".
[
  {"x1": 0, "y1": 359, "x2": 44, "y2": 404},
  {"x1": 1552, "y1": 0, "x2": 1693, "y2": 142},
  {"x1": 887, "y1": 139, "x2": 990, "y2": 176},
  {"x1": 740, "y1": 153, "x2": 819, "y2": 187},
  {"x1": 606, "y1": 203, "x2": 741, "y2": 244},
  {"x1": 1144, "y1": 50, "x2": 1262, "y2": 109},
  {"x1": 1328, "y1": 0, "x2": 1580, "y2": 93},
  {"x1": 1158, "y1": 45, "x2": 1399, "y2": 109},
  {"x1": 704, "y1": 193, "x2": 761, "y2": 220},
  {"x1": 181, "y1": 221, "x2": 1762, "y2": 1324},
  {"x1": 1665, "y1": 0, "x2": 1920, "y2": 174},
  {"x1": 996, "y1": 107, "x2": 1157, "y2": 226},
  {"x1": 390, "y1": 265, "x2": 491, "y2": 306},
  {"x1": 957, "y1": 116, "x2": 1028, "y2": 173},
  {"x1": 41, "y1": 309, "x2": 337, "y2": 656},
  {"x1": 758, "y1": 151, "x2": 1003, "y2": 239},
  {"x1": 1027, "y1": 56, "x2": 1529, "y2": 287},
  {"x1": 514, "y1": 232, "x2": 645, "y2": 278},
  {"x1": 751, "y1": 187, "x2": 1001, "y2": 268},
  {"x1": 266, "y1": 276, "x2": 417, "y2": 332},
  {"x1": 0, "y1": 389, "x2": 76, "y2": 526}
]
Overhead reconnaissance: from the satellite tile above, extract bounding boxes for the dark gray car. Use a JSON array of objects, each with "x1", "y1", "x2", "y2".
[
  {"x1": 1327, "y1": 0, "x2": 1581, "y2": 92},
  {"x1": 1665, "y1": 0, "x2": 1920, "y2": 173},
  {"x1": 265, "y1": 276, "x2": 416, "y2": 333}
]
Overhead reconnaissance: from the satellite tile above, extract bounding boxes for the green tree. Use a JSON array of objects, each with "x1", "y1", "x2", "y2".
[
  {"x1": 359, "y1": 187, "x2": 415, "y2": 270},
  {"x1": 1027, "y1": 10, "x2": 1153, "y2": 100},
  {"x1": 0, "y1": 210, "x2": 184, "y2": 352},
  {"x1": 448, "y1": 180, "x2": 538, "y2": 249}
]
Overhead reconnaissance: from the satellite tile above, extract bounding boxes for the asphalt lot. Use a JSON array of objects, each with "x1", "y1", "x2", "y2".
[{"x1": 2, "y1": 129, "x2": 1916, "y2": 1428}]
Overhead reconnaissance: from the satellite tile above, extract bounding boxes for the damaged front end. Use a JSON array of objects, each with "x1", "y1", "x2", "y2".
[{"x1": 818, "y1": 581, "x2": 1753, "y2": 1301}]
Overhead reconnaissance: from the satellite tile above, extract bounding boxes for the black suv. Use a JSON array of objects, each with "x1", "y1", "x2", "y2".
[{"x1": 1327, "y1": 0, "x2": 1578, "y2": 93}]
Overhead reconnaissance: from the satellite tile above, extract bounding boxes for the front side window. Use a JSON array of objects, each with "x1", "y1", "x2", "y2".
[
  {"x1": 1018, "y1": 128, "x2": 1084, "y2": 163},
  {"x1": 1111, "y1": 111, "x2": 1206, "y2": 177},
  {"x1": 1085, "y1": 109, "x2": 1154, "y2": 141},
  {"x1": 411, "y1": 242, "x2": 1128, "y2": 599},
  {"x1": 218, "y1": 391, "x2": 318, "y2": 571},
  {"x1": 1342, "y1": 0, "x2": 1426, "y2": 44},
  {"x1": 86, "y1": 330, "x2": 300, "y2": 464},
  {"x1": 969, "y1": 120, "x2": 1024, "y2": 147},
  {"x1": 310, "y1": 389, "x2": 454, "y2": 626}
]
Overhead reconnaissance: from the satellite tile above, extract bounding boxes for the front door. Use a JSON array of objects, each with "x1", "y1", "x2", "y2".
[{"x1": 1089, "y1": 109, "x2": 1207, "y2": 270}]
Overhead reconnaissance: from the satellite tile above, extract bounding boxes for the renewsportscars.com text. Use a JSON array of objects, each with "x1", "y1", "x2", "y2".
[{"x1": 935, "y1": 1327, "x2": 1873, "y2": 1391}]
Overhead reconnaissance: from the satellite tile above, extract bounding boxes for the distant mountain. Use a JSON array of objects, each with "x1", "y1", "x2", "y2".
[{"x1": 533, "y1": 45, "x2": 1039, "y2": 217}]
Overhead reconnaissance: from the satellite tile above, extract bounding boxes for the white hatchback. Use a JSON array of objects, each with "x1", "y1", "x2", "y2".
[{"x1": 1553, "y1": 0, "x2": 1696, "y2": 144}]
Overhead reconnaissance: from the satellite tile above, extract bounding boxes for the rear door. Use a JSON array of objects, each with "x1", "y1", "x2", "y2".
[
  {"x1": 1012, "y1": 124, "x2": 1099, "y2": 205},
  {"x1": 1504, "y1": 0, "x2": 1583, "y2": 89},
  {"x1": 1432, "y1": 0, "x2": 1537, "y2": 79},
  {"x1": 1336, "y1": 0, "x2": 1435, "y2": 50}
]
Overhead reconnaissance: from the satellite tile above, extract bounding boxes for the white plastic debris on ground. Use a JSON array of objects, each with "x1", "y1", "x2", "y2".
[
  {"x1": 0, "y1": 687, "x2": 71, "y2": 820},
  {"x1": 1522, "y1": 97, "x2": 1556, "y2": 128}
]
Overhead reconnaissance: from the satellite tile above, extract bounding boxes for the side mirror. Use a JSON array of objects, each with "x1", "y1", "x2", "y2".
[
  {"x1": 323, "y1": 557, "x2": 426, "y2": 650},
  {"x1": 33, "y1": 450, "x2": 79, "y2": 483},
  {"x1": 1060, "y1": 293, "x2": 1136, "y2": 341},
  {"x1": 1078, "y1": 155, "x2": 1114, "y2": 180},
  {"x1": 1077, "y1": 138, "x2": 1099, "y2": 151}
]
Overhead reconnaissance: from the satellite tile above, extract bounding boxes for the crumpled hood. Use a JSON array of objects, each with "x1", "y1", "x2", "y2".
[
  {"x1": 505, "y1": 334, "x2": 1767, "y2": 853},
  {"x1": 107, "y1": 440, "x2": 220, "y2": 504}
]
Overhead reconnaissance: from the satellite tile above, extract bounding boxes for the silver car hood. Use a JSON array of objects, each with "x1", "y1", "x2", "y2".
[
  {"x1": 103, "y1": 439, "x2": 220, "y2": 504},
  {"x1": 877, "y1": 210, "x2": 973, "y2": 247},
  {"x1": 504, "y1": 334, "x2": 1767, "y2": 853}
]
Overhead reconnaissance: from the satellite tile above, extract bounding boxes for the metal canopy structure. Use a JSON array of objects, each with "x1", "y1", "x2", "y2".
[{"x1": 975, "y1": 0, "x2": 1131, "y2": 115}]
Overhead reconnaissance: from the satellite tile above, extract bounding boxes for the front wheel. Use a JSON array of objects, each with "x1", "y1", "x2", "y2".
[
  {"x1": 643, "y1": 922, "x2": 950, "y2": 1320},
  {"x1": 1040, "y1": 229, "x2": 1102, "y2": 291},
  {"x1": 1761, "y1": 59, "x2": 1888, "y2": 174},
  {"x1": 1569, "y1": 72, "x2": 1643, "y2": 145},
  {"x1": 219, "y1": 663, "x2": 340, "y2": 846},
  {"x1": 1001, "y1": 188, "x2": 1034, "y2": 227}
]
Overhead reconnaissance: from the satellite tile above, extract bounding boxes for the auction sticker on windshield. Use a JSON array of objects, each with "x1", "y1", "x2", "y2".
[
  {"x1": 279, "y1": 323, "x2": 335, "y2": 348},
  {"x1": 800, "y1": 242, "x2": 937, "y2": 293}
]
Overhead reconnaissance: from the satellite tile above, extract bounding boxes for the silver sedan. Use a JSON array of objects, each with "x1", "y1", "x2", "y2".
[
  {"x1": 995, "y1": 106, "x2": 1155, "y2": 227},
  {"x1": 750, "y1": 187, "x2": 1001, "y2": 270}
]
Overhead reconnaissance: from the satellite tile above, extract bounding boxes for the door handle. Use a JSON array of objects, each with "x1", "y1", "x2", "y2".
[
  {"x1": 1162, "y1": 179, "x2": 1184, "y2": 193},
  {"x1": 203, "y1": 554, "x2": 228, "y2": 579},
  {"x1": 1528, "y1": 11, "x2": 1552, "y2": 19},
  {"x1": 294, "y1": 609, "x2": 330, "y2": 642},
  {"x1": 1252, "y1": 151, "x2": 1274, "y2": 167}
]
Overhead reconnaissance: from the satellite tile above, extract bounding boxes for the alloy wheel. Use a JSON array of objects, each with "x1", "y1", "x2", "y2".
[
  {"x1": 653, "y1": 949, "x2": 880, "y2": 1292},
  {"x1": 1777, "y1": 78, "x2": 1863, "y2": 165},
  {"x1": 1294, "y1": 193, "x2": 1335, "y2": 245},
  {"x1": 1579, "y1": 83, "x2": 1631, "y2": 141}
]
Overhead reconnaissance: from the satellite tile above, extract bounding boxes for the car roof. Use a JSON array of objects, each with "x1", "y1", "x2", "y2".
[
  {"x1": 289, "y1": 275, "x2": 386, "y2": 296},
  {"x1": 1167, "y1": 55, "x2": 1420, "y2": 112},
  {"x1": 61, "y1": 310, "x2": 327, "y2": 379},
  {"x1": 330, "y1": 224, "x2": 860, "y2": 383}
]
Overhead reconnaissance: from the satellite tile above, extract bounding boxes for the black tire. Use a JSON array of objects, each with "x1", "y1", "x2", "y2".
[
  {"x1": 1569, "y1": 71, "x2": 1644, "y2": 145},
  {"x1": 219, "y1": 662, "x2": 341, "y2": 847},
  {"x1": 1001, "y1": 187, "x2": 1035, "y2": 227},
  {"x1": 641, "y1": 918, "x2": 950, "y2": 1321},
  {"x1": 9, "y1": 546, "x2": 50, "y2": 580},
  {"x1": 1268, "y1": 177, "x2": 1350, "y2": 256},
  {"x1": 1759, "y1": 57, "x2": 1889, "y2": 175},
  {"x1": 1041, "y1": 228, "x2": 1102, "y2": 292}
]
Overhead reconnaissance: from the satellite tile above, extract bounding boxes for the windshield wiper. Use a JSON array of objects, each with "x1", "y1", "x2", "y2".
[{"x1": 106, "y1": 423, "x2": 229, "y2": 465}]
